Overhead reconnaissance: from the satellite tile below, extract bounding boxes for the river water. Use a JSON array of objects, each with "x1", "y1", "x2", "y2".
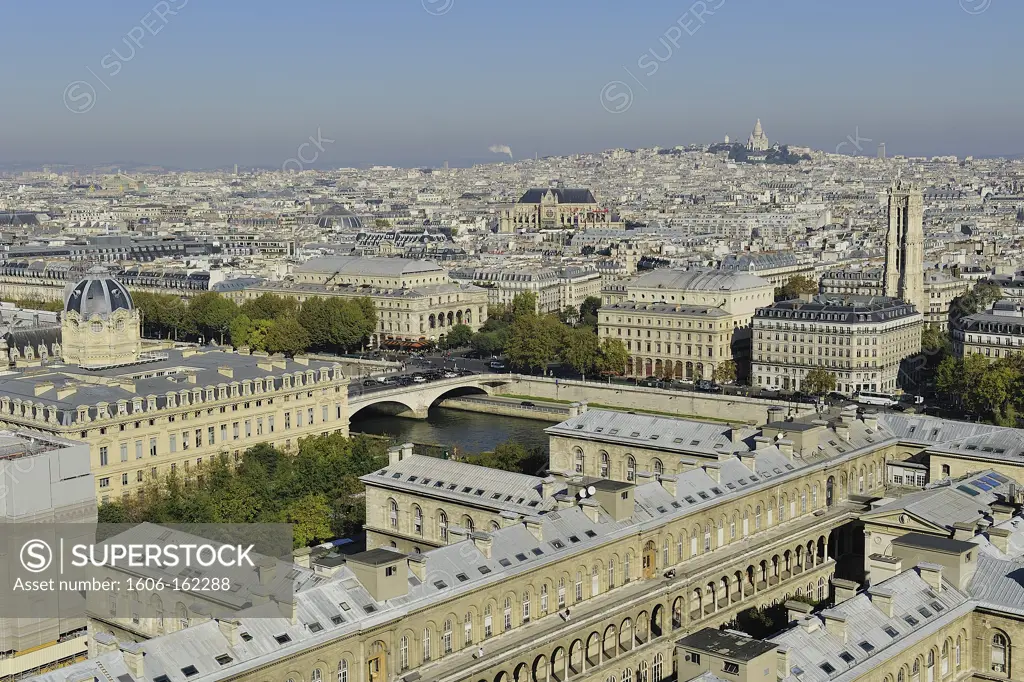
[{"x1": 350, "y1": 406, "x2": 550, "y2": 456}]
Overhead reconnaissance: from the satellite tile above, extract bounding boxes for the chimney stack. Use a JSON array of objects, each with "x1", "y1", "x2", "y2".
[
  {"x1": 952, "y1": 522, "x2": 976, "y2": 541},
  {"x1": 753, "y1": 435, "x2": 771, "y2": 450},
  {"x1": 867, "y1": 587, "x2": 895, "y2": 617},
  {"x1": 524, "y1": 517, "x2": 543, "y2": 542},
  {"x1": 703, "y1": 463, "x2": 721, "y2": 484},
  {"x1": 541, "y1": 475, "x2": 559, "y2": 498},
  {"x1": 862, "y1": 411, "x2": 878, "y2": 430},
  {"x1": 217, "y1": 618, "x2": 241, "y2": 646},
  {"x1": 823, "y1": 613, "x2": 847, "y2": 642},
  {"x1": 408, "y1": 554, "x2": 428, "y2": 581},
  {"x1": 401, "y1": 442, "x2": 414, "y2": 460},
  {"x1": 785, "y1": 600, "x2": 813, "y2": 624},
  {"x1": 989, "y1": 527, "x2": 1011, "y2": 554},
  {"x1": 835, "y1": 423, "x2": 850, "y2": 442},
  {"x1": 660, "y1": 474, "x2": 678, "y2": 496},
  {"x1": 777, "y1": 439, "x2": 794, "y2": 459},
  {"x1": 729, "y1": 423, "x2": 744, "y2": 443},
  {"x1": 832, "y1": 578, "x2": 859, "y2": 603},
  {"x1": 121, "y1": 643, "x2": 145, "y2": 679},
  {"x1": 918, "y1": 563, "x2": 944, "y2": 592},
  {"x1": 387, "y1": 445, "x2": 403, "y2": 465},
  {"x1": 472, "y1": 534, "x2": 493, "y2": 559},
  {"x1": 776, "y1": 648, "x2": 791, "y2": 677}
]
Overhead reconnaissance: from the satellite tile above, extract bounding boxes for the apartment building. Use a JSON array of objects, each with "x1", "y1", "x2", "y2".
[
  {"x1": 952, "y1": 300, "x2": 1024, "y2": 360},
  {"x1": 449, "y1": 266, "x2": 601, "y2": 314},
  {"x1": 752, "y1": 295, "x2": 923, "y2": 395}
]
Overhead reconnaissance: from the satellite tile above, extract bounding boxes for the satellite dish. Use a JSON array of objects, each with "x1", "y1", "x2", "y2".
[
  {"x1": 578, "y1": 488, "x2": 588, "y2": 499},
  {"x1": 587, "y1": 486, "x2": 597, "y2": 496}
]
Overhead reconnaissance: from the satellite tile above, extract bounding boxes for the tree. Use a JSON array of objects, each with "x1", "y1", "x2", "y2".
[
  {"x1": 264, "y1": 317, "x2": 311, "y2": 356},
  {"x1": 713, "y1": 360, "x2": 737, "y2": 385},
  {"x1": 561, "y1": 327, "x2": 600, "y2": 376},
  {"x1": 506, "y1": 314, "x2": 563, "y2": 373},
  {"x1": 597, "y1": 338, "x2": 630, "y2": 376},
  {"x1": 558, "y1": 305, "x2": 579, "y2": 326},
  {"x1": 921, "y1": 323, "x2": 951, "y2": 362},
  {"x1": 803, "y1": 367, "x2": 837, "y2": 396},
  {"x1": 579, "y1": 296, "x2": 602, "y2": 329},
  {"x1": 949, "y1": 281, "x2": 1003, "y2": 327},
  {"x1": 470, "y1": 330, "x2": 506, "y2": 355},
  {"x1": 511, "y1": 291, "x2": 538, "y2": 320},
  {"x1": 240, "y1": 293, "x2": 297, "y2": 321},
  {"x1": 186, "y1": 292, "x2": 238, "y2": 344},
  {"x1": 229, "y1": 314, "x2": 254, "y2": 349},
  {"x1": 282, "y1": 493, "x2": 333, "y2": 548},
  {"x1": 776, "y1": 275, "x2": 819, "y2": 300},
  {"x1": 441, "y1": 323, "x2": 473, "y2": 349}
]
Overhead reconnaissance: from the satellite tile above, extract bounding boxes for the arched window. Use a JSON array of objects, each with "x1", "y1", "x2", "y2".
[
  {"x1": 541, "y1": 583, "x2": 549, "y2": 612},
  {"x1": 956, "y1": 636, "x2": 962, "y2": 670},
  {"x1": 755, "y1": 505, "x2": 762, "y2": 530},
  {"x1": 462, "y1": 515, "x2": 474, "y2": 533},
  {"x1": 608, "y1": 558, "x2": 615, "y2": 588},
  {"x1": 338, "y1": 659, "x2": 349, "y2": 682},
  {"x1": 992, "y1": 633, "x2": 1008, "y2": 673},
  {"x1": 442, "y1": 619, "x2": 453, "y2": 654},
  {"x1": 817, "y1": 577, "x2": 826, "y2": 601},
  {"x1": 483, "y1": 604, "x2": 493, "y2": 637},
  {"x1": 897, "y1": 668, "x2": 905, "y2": 682},
  {"x1": 423, "y1": 628, "x2": 432, "y2": 661},
  {"x1": 730, "y1": 515, "x2": 737, "y2": 539},
  {"x1": 463, "y1": 612, "x2": 473, "y2": 645},
  {"x1": 653, "y1": 653, "x2": 663, "y2": 681},
  {"x1": 399, "y1": 637, "x2": 409, "y2": 670},
  {"x1": 941, "y1": 641, "x2": 949, "y2": 676},
  {"x1": 490, "y1": 521, "x2": 500, "y2": 532},
  {"x1": 438, "y1": 511, "x2": 448, "y2": 542},
  {"x1": 413, "y1": 505, "x2": 423, "y2": 536},
  {"x1": 624, "y1": 553, "x2": 631, "y2": 582},
  {"x1": 574, "y1": 448, "x2": 585, "y2": 474},
  {"x1": 600, "y1": 452, "x2": 610, "y2": 478},
  {"x1": 704, "y1": 524, "x2": 711, "y2": 552},
  {"x1": 626, "y1": 456, "x2": 636, "y2": 482},
  {"x1": 389, "y1": 498, "x2": 398, "y2": 529},
  {"x1": 912, "y1": 660, "x2": 920, "y2": 682},
  {"x1": 801, "y1": 491, "x2": 807, "y2": 513},
  {"x1": 312, "y1": 669, "x2": 323, "y2": 682},
  {"x1": 503, "y1": 597, "x2": 513, "y2": 630},
  {"x1": 575, "y1": 571, "x2": 584, "y2": 601},
  {"x1": 522, "y1": 591, "x2": 531, "y2": 622},
  {"x1": 622, "y1": 667, "x2": 633, "y2": 682},
  {"x1": 638, "y1": 659, "x2": 649, "y2": 682},
  {"x1": 558, "y1": 577, "x2": 566, "y2": 607},
  {"x1": 592, "y1": 565, "x2": 600, "y2": 596},
  {"x1": 652, "y1": 458, "x2": 664, "y2": 476},
  {"x1": 779, "y1": 496, "x2": 786, "y2": 522},
  {"x1": 676, "y1": 535, "x2": 683, "y2": 561},
  {"x1": 926, "y1": 650, "x2": 934, "y2": 682},
  {"x1": 812, "y1": 483, "x2": 819, "y2": 508},
  {"x1": 662, "y1": 540, "x2": 669, "y2": 566}
]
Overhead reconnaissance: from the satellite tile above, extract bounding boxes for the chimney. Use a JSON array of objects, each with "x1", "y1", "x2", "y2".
[
  {"x1": 401, "y1": 442, "x2": 414, "y2": 460},
  {"x1": 524, "y1": 517, "x2": 543, "y2": 542},
  {"x1": 835, "y1": 423, "x2": 850, "y2": 442},
  {"x1": 569, "y1": 402, "x2": 582, "y2": 418},
  {"x1": 541, "y1": 475, "x2": 559, "y2": 498},
  {"x1": 753, "y1": 435, "x2": 772, "y2": 450},
  {"x1": 823, "y1": 613, "x2": 847, "y2": 642},
  {"x1": 777, "y1": 439, "x2": 794, "y2": 459},
  {"x1": 862, "y1": 411, "x2": 878, "y2": 430},
  {"x1": 580, "y1": 499, "x2": 601, "y2": 523},
  {"x1": 738, "y1": 452, "x2": 757, "y2": 473},
  {"x1": 832, "y1": 578, "x2": 859, "y2": 603},
  {"x1": 293, "y1": 355, "x2": 309, "y2": 366},
  {"x1": 387, "y1": 445, "x2": 403, "y2": 465},
  {"x1": 218, "y1": 366, "x2": 234, "y2": 378},
  {"x1": 776, "y1": 647, "x2": 791, "y2": 677},
  {"x1": 952, "y1": 522, "x2": 976, "y2": 541},
  {"x1": 703, "y1": 463, "x2": 721, "y2": 484},
  {"x1": 257, "y1": 556, "x2": 277, "y2": 586},
  {"x1": 918, "y1": 563, "x2": 944, "y2": 592},
  {"x1": 217, "y1": 618, "x2": 241, "y2": 646},
  {"x1": 867, "y1": 587, "x2": 895, "y2": 617},
  {"x1": 293, "y1": 547, "x2": 311, "y2": 569},
  {"x1": 408, "y1": 554, "x2": 428, "y2": 581},
  {"x1": 800, "y1": 616, "x2": 820, "y2": 633},
  {"x1": 677, "y1": 457, "x2": 698, "y2": 472},
  {"x1": 33, "y1": 382, "x2": 53, "y2": 396},
  {"x1": 989, "y1": 527, "x2": 1011, "y2": 554},
  {"x1": 578, "y1": 401, "x2": 589, "y2": 414},
  {"x1": 785, "y1": 600, "x2": 813, "y2": 624},
  {"x1": 991, "y1": 504, "x2": 1014, "y2": 523},
  {"x1": 868, "y1": 554, "x2": 903, "y2": 583},
  {"x1": 660, "y1": 474, "x2": 678, "y2": 496},
  {"x1": 121, "y1": 643, "x2": 145, "y2": 679},
  {"x1": 472, "y1": 534, "x2": 493, "y2": 559},
  {"x1": 729, "y1": 423, "x2": 744, "y2": 443},
  {"x1": 93, "y1": 631, "x2": 119, "y2": 655}
]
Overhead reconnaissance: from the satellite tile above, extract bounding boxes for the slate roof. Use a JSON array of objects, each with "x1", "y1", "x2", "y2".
[
  {"x1": 517, "y1": 188, "x2": 597, "y2": 204},
  {"x1": 295, "y1": 256, "x2": 445, "y2": 277},
  {"x1": 628, "y1": 267, "x2": 771, "y2": 293},
  {"x1": 755, "y1": 296, "x2": 918, "y2": 323}
]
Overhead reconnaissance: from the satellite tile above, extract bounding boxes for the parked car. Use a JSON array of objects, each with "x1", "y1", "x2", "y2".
[
  {"x1": 362, "y1": 379, "x2": 376, "y2": 387},
  {"x1": 758, "y1": 388, "x2": 781, "y2": 399},
  {"x1": 382, "y1": 377, "x2": 398, "y2": 385},
  {"x1": 397, "y1": 376, "x2": 413, "y2": 386},
  {"x1": 790, "y1": 391, "x2": 818, "y2": 405},
  {"x1": 442, "y1": 371, "x2": 459, "y2": 379},
  {"x1": 489, "y1": 360, "x2": 506, "y2": 370},
  {"x1": 520, "y1": 401, "x2": 536, "y2": 408},
  {"x1": 695, "y1": 380, "x2": 722, "y2": 393},
  {"x1": 824, "y1": 391, "x2": 849, "y2": 405}
]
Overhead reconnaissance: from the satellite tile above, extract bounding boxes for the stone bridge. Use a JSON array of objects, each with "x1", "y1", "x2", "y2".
[{"x1": 348, "y1": 374, "x2": 518, "y2": 420}]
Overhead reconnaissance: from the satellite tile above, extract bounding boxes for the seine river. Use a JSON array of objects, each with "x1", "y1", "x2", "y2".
[{"x1": 350, "y1": 406, "x2": 550, "y2": 456}]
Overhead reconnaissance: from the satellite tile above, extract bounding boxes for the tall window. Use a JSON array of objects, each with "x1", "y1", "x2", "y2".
[
  {"x1": 624, "y1": 553, "x2": 631, "y2": 582},
  {"x1": 600, "y1": 452, "x2": 609, "y2": 478},
  {"x1": 574, "y1": 448, "x2": 585, "y2": 474},
  {"x1": 423, "y1": 628, "x2": 431, "y2": 661},
  {"x1": 652, "y1": 458, "x2": 663, "y2": 476},
  {"x1": 462, "y1": 515, "x2": 474, "y2": 533},
  {"x1": 622, "y1": 668, "x2": 632, "y2": 682},
  {"x1": 912, "y1": 660, "x2": 920, "y2": 682},
  {"x1": 558, "y1": 578, "x2": 566, "y2": 607},
  {"x1": 442, "y1": 620, "x2": 453, "y2": 654},
  {"x1": 812, "y1": 484, "x2": 819, "y2": 508},
  {"x1": 484, "y1": 605, "x2": 492, "y2": 638},
  {"x1": 941, "y1": 642, "x2": 949, "y2": 676},
  {"x1": 662, "y1": 540, "x2": 669, "y2": 566},
  {"x1": 676, "y1": 536, "x2": 683, "y2": 561},
  {"x1": 926, "y1": 650, "x2": 934, "y2": 682},
  {"x1": 755, "y1": 505, "x2": 762, "y2": 530},
  {"x1": 389, "y1": 499, "x2": 398, "y2": 529},
  {"x1": 638, "y1": 660, "x2": 649, "y2": 682},
  {"x1": 817, "y1": 577, "x2": 826, "y2": 601},
  {"x1": 626, "y1": 456, "x2": 636, "y2": 482},
  {"x1": 653, "y1": 653, "x2": 663, "y2": 682},
  {"x1": 522, "y1": 591, "x2": 531, "y2": 622},
  {"x1": 338, "y1": 660, "x2": 348, "y2": 682},
  {"x1": 575, "y1": 572, "x2": 584, "y2": 602},
  {"x1": 730, "y1": 516, "x2": 737, "y2": 539},
  {"x1": 992, "y1": 633, "x2": 1008, "y2": 673},
  {"x1": 592, "y1": 565, "x2": 600, "y2": 596},
  {"x1": 503, "y1": 597, "x2": 512, "y2": 630},
  {"x1": 703, "y1": 524, "x2": 711, "y2": 552},
  {"x1": 413, "y1": 506, "x2": 423, "y2": 536},
  {"x1": 955, "y1": 636, "x2": 962, "y2": 670},
  {"x1": 608, "y1": 559, "x2": 615, "y2": 589},
  {"x1": 779, "y1": 497, "x2": 786, "y2": 522},
  {"x1": 438, "y1": 512, "x2": 448, "y2": 542},
  {"x1": 464, "y1": 612, "x2": 472, "y2": 645},
  {"x1": 801, "y1": 491, "x2": 807, "y2": 513},
  {"x1": 541, "y1": 583, "x2": 549, "y2": 613},
  {"x1": 399, "y1": 637, "x2": 409, "y2": 670}
]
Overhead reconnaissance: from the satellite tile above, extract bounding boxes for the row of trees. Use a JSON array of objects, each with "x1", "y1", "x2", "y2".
[
  {"x1": 937, "y1": 354, "x2": 1024, "y2": 426},
  {"x1": 97, "y1": 434, "x2": 389, "y2": 547},
  {"x1": 0, "y1": 297, "x2": 64, "y2": 312},
  {"x1": 133, "y1": 292, "x2": 377, "y2": 356}
]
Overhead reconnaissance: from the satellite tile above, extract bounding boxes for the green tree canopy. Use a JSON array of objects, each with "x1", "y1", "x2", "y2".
[
  {"x1": 264, "y1": 317, "x2": 311, "y2": 356},
  {"x1": 776, "y1": 275, "x2": 819, "y2": 300},
  {"x1": 240, "y1": 293, "x2": 298, "y2": 321},
  {"x1": 713, "y1": 360, "x2": 738, "y2": 385},
  {"x1": 186, "y1": 292, "x2": 238, "y2": 344},
  {"x1": 579, "y1": 296, "x2": 602, "y2": 328},
  {"x1": 597, "y1": 338, "x2": 630, "y2": 375},
  {"x1": 441, "y1": 323, "x2": 473, "y2": 349},
  {"x1": 506, "y1": 314, "x2": 564, "y2": 373},
  {"x1": 511, "y1": 291, "x2": 539, "y2": 320},
  {"x1": 803, "y1": 367, "x2": 837, "y2": 395},
  {"x1": 560, "y1": 326, "x2": 600, "y2": 376}
]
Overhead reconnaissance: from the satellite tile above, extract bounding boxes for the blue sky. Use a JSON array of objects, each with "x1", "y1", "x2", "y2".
[{"x1": 1, "y1": 0, "x2": 1020, "y2": 168}]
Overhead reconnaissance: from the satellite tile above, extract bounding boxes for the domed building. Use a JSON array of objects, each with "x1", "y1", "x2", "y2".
[
  {"x1": 747, "y1": 118, "x2": 769, "y2": 151},
  {"x1": 60, "y1": 267, "x2": 142, "y2": 368},
  {"x1": 316, "y1": 204, "x2": 364, "y2": 231}
]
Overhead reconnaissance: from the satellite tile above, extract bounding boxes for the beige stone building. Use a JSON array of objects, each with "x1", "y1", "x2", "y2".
[
  {"x1": 0, "y1": 270, "x2": 351, "y2": 502},
  {"x1": 820, "y1": 269, "x2": 968, "y2": 330},
  {"x1": 449, "y1": 266, "x2": 602, "y2": 315},
  {"x1": 225, "y1": 256, "x2": 489, "y2": 346},
  {"x1": 499, "y1": 188, "x2": 622, "y2": 233},
  {"x1": 599, "y1": 269, "x2": 775, "y2": 381},
  {"x1": 752, "y1": 295, "x2": 923, "y2": 396},
  {"x1": 28, "y1": 404, "x2": 1024, "y2": 682},
  {"x1": 952, "y1": 300, "x2": 1024, "y2": 361}
]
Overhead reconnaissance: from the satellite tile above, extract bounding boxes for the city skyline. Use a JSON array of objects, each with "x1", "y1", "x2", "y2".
[{"x1": 1, "y1": 0, "x2": 1022, "y2": 169}]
